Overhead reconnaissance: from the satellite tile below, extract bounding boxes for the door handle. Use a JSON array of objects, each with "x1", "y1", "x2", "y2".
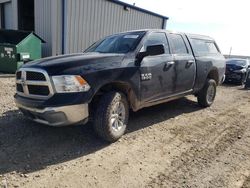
[
  {"x1": 164, "y1": 61, "x2": 175, "y2": 71},
  {"x1": 186, "y1": 60, "x2": 194, "y2": 67}
]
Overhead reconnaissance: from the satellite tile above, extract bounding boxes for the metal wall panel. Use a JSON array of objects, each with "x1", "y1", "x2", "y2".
[
  {"x1": 4, "y1": 2, "x2": 12, "y2": 29},
  {"x1": 34, "y1": 0, "x2": 52, "y2": 57},
  {"x1": 51, "y1": 0, "x2": 62, "y2": 56},
  {"x1": 34, "y1": 0, "x2": 166, "y2": 56},
  {"x1": 0, "y1": 0, "x2": 18, "y2": 29},
  {"x1": 64, "y1": 0, "x2": 164, "y2": 54},
  {"x1": 11, "y1": 0, "x2": 18, "y2": 29},
  {"x1": 0, "y1": 0, "x2": 10, "y2": 3},
  {"x1": 0, "y1": 7, "x2": 1, "y2": 28}
]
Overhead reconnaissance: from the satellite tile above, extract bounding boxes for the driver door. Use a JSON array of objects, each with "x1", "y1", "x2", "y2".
[{"x1": 139, "y1": 32, "x2": 175, "y2": 103}]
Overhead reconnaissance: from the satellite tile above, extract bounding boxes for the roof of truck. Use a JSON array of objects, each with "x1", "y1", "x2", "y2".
[
  {"x1": 185, "y1": 33, "x2": 214, "y2": 41},
  {"x1": 114, "y1": 29, "x2": 215, "y2": 41}
]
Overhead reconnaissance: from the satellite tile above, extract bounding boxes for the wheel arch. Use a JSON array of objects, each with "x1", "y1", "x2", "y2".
[
  {"x1": 207, "y1": 68, "x2": 219, "y2": 85},
  {"x1": 90, "y1": 81, "x2": 140, "y2": 112}
]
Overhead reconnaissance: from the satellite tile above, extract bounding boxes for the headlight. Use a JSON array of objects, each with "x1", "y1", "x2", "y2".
[{"x1": 52, "y1": 75, "x2": 90, "y2": 93}]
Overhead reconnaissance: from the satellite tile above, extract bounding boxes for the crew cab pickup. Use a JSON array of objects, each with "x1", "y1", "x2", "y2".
[{"x1": 15, "y1": 29, "x2": 226, "y2": 142}]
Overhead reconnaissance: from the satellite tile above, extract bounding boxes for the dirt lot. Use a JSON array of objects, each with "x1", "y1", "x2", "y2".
[{"x1": 0, "y1": 77, "x2": 250, "y2": 188}]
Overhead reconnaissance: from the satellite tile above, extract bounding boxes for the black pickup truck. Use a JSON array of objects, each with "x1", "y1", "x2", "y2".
[{"x1": 15, "y1": 29, "x2": 225, "y2": 142}]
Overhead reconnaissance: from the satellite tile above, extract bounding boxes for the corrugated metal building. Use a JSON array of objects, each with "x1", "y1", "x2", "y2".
[{"x1": 0, "y1": 0, "x2": 168, "y2": 57}]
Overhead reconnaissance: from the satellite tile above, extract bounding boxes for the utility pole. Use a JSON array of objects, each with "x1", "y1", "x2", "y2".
[{"x1": 229, "y1": 47, "x2": 232, "y2": 58}]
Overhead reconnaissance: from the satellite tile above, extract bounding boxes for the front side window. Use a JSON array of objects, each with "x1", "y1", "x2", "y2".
[
  {"x1": 141, "y1": 32, "x2": 170, "y2": 54},
  {"x1": 85, "y1": 31, "x2": 145, "y2": 54},
  {"x1": 168, "y1": 34, "x2": 188, "y2": 54}
]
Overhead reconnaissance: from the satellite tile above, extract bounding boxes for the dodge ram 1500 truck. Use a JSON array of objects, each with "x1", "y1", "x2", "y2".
[{"x1": 15, "y1": 29, "x2": 226, "y2": 142}]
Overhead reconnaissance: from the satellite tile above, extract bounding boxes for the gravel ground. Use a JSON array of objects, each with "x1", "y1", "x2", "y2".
[{"x1": 0, "y1": 77, "x2": 250, "y2": 188}]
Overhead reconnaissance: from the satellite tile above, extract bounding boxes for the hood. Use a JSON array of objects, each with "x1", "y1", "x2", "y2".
[
  {"x1": 22, "y1": 52, "x2": 125, "y2": 75},
  {"x1": 226, "y1": 63, "x2": 245, "y2": 71}
]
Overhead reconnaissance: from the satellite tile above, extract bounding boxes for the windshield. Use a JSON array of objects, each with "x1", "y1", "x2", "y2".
[
  {"x1": 85, "y1": 31, "x2": 146, "y2": 54},
  {"x1": 226, "y1": 59, "x2": 247, "y2": 66}
]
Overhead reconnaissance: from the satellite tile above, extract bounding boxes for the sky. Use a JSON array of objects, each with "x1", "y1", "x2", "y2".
[{"x1": 121, "y1": 0, "x2": 250, "y2": 56}]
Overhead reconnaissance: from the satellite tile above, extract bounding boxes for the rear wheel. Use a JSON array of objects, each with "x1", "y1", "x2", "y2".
[
  {"x1": 197, "y1": 79, "x2": 217, "y2": 107},
  {"x1": 93, "y1": 91, "x2": 129, "y2": 142}
]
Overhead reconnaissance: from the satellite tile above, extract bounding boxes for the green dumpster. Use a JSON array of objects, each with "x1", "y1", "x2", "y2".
[{"x1": 0, "y1": 29, "x2": 45, "y2": 73}]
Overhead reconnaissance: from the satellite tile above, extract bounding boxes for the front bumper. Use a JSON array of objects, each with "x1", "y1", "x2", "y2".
[
  {"x1": 15, "y1": 101, "x2": 89, "y2": 127},
  {"x1": 225, "y1": 72, "x2": 244, "y2": 81}
]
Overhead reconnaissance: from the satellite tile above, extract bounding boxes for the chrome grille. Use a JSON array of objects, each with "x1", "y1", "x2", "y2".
[
  {"x1": 26, "y1": 71, "x2": 46, "y2": 81},
  {"x1": 16, "y1": 83, "x2": 23, "y2": 92},
  {"x1": 27, "y1": 85, "x2": 50, "y2": 96},
  {"x1": 16, "y1": 71, "x2": 22, "y2": 79},
  {"x1": 16, "y1": 68, "x2": 54, "y2": 99}
]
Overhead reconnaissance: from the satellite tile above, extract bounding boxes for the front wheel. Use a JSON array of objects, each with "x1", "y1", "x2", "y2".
[
  {"x1": 93, "y1": 92, "x2": 129, "y2": 142},
  {"x1": 197, "y1": 79, "x2": 217, "y2": 107}
]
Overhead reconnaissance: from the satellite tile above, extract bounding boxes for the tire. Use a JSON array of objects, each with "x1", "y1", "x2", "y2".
[
  {"x1": 93, "y1": 91, "x2": 129, "y2": 142},
  {"x1": 197, "y1": 79, "x2": 217, "y2": 107}
]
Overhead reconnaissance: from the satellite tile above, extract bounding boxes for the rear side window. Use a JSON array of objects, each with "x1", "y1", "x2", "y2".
[
  {"x1": 191, "y1": 39, "x2": 219, "y2": 55},
  {"x1": 206, "y1": 42, "x2": 219, "y2": 53},
  {"x1": 191, "y1": 39, "x2": 208, "y2": 54},
  {"x1": 168, "y1": 34, "x2": 188, "y2": 54},
  {"x1": 141, "y1": 32, "x2": 170, "y2": 54}
]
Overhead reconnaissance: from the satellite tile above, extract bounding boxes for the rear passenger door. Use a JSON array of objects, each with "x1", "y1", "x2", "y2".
[{"x1": 167, "y1": 33, "x2": 196, "y2": 93}]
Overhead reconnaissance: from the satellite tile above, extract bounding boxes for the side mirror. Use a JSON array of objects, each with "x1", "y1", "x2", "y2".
[
  {"x1": 146, "y1": 44, "x2": 165, "y2": 56},
  {"x1": 136, "y1": 44, "x2": 165, "y2": 63}
]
